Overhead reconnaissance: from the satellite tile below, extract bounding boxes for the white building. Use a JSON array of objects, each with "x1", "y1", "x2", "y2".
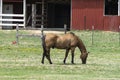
[{"x1": 0, "y1": 0, "x2": 71, "y2": 30}]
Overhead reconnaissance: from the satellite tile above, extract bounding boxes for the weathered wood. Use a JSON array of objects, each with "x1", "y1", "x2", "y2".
[
  {"x1": 23, "y1": 0, "x2": 26, "y2": 28},
  {"x1": 16, "y1": 24, "x2": 19, "y2": 44},
  {"x1": 0, "y1": 0, "x2": 2, "y2": 29},
  {"x1": 92, "y1": 26, "x2": 94, "y2": 45},
  {"x1": 0, "y1": 23, "x2": 24, "y2": 27},
  {"x1": 119, "y1": 26, "x2": 120, "y2": 46},
  {"x1": 18, "y1": 34, "x2": 41, "y2": 37},
  {"x1": 64, "y1": 24, "x2": 67, "y2": 34},
  {"x1": 0, "y1": 14, "x2": 24, "y2": 27},
  {"x1": 0, "y1": 14, "x2": 24, "y2": 17},
  {"x1": 32, "y1": 4, "x2": 36, "y2": 28},
  {"x1": 0, "y1": 19, "x2": 24, "y2": 22}
]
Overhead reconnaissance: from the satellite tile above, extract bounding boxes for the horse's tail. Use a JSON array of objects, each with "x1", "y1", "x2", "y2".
[{"x1": 41, "y1": 34, "x2": 46, "y2": 50}]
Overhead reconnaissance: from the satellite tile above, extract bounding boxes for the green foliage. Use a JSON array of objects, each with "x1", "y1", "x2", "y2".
[{"x1": 0, "y1": 30, "x2": 120, "y2": 80}]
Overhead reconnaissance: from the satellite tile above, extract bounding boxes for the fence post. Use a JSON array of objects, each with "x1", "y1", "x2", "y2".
[
  {"x1": 92, "y1": 26, "x2": 94, "y2": 45},
  {"x1": 16, "y1": 24, "x2": 19, "y2": 45},
  {"x1": 118, "y1": 26, "x2": 120, "y2": 46},
  {"x1": 64, "y1": 24, "x2": 67, "y2": 34},
  {"x1": 41, "y1": 25, "x2": 44, "y2": 36}
]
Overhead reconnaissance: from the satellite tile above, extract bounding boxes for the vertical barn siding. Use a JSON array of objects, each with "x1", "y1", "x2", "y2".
[
  {"x1": 95, "y1": 0, "x2": 104, "y2": 30},
  {"x1": 86, "y1": 0, "x2": 96, "y2": 30},
  {"x1": 72, "y1": 0, "x2": 85, "y2": 30},
  {"x1": 104, "y1": 16, "x2": 120, "y2": 31},
  {"x1": 72, "y1": 0, "x2": 120, "y2": 31}
]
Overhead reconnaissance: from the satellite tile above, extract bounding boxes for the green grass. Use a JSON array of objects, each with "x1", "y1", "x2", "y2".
[{"x1": 0, "y1": 30, "x2": 120, "y2": 80}]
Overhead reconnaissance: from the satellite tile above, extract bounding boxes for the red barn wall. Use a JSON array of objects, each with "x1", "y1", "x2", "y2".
[{"x1": 72, "y1": 0, "x2": 120, "y2": 31}]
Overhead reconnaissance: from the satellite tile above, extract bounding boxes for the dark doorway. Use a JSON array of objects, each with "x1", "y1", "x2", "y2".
[
  {"x1": 48, "y1": 3, "x2": 71, "y2": 30},
  {"x1": 105, "y1": 0, "x2": 118, "y2": 15},
  {"x1": 26, "y1": 0, "x2": 71, "y2": 29}
]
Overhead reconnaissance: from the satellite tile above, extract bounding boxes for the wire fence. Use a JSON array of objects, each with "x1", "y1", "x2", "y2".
[
  {"x1": 75, "y1": 26, "x2": 120, "y2": 47},
  {"x1": 15, "y1": 24, "x2": 120, "y2": 47}
]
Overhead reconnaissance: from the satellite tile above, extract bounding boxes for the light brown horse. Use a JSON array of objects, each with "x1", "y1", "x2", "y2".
[{"x1": 41, "y1": 32, "x2": 89, "y2": 64}]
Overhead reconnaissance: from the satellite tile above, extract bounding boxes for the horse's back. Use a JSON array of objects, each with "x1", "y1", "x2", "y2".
[{"x1": 45, "y1": 33, "x2": 79, "y2": 49}]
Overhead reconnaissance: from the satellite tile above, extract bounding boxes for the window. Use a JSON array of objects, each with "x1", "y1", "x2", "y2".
[{"x1": 105, "y1": 0, "x2": 118, "y2": 15}]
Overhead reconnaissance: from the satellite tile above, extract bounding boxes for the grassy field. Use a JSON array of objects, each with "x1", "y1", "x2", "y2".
[{"x1": 0, "y1": 30, "x2": 120, "y2": 80}]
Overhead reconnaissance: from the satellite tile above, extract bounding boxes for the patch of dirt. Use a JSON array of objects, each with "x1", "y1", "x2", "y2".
[{"x1": 27, "y1": 30, "x2": 65, "y2": 35}]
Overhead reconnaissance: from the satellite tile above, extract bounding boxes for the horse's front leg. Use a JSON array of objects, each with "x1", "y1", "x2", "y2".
[
  {"x1": 63, "y1": 49, "x2": 70, "y2": 64},
  {"x1": 71, "y1": 47, "x2": 75, "y2": 64}
]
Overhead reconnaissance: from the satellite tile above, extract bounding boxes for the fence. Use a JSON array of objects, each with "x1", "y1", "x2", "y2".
[
  {"x1": 0, "y1": 14, "x2": 24, "y2": 29},
  {"x1": 16, "y1": 24, "x2": 67, "y2": 44},
  {"x1": 91, "y1": 25, "x2": 120, "y2": 46},
  {"x1": 15, "y1": 24, "x2": 120, "y2": 46}
]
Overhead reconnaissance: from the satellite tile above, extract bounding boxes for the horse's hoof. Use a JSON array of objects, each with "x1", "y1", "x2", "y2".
[
  {"x1": 50, "y1": 62, "x2": 53, "y2": 64},
  {"x1": 71, "y1": 61, "x2": 74, "y2": 64},
  {"x1": 63, "y1": 62, "x2": 66, "y2": 64},
  {"x1": 41, "y1": 61, "x2": 44, "y2": 64},
  {"x1": 63, "y1": 60, "x2": 66, "y2": 64},
  {"x1": 72, "y1": 63, "x2": 75, "y2": 64},
  {"x1": 82, "y1": 63, "x2": 86, "y2": 64}
]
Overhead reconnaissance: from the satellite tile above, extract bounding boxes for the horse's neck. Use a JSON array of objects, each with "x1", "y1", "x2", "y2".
[{"x1": 78, "y1": 39, "x2": 87, "y2": 53}]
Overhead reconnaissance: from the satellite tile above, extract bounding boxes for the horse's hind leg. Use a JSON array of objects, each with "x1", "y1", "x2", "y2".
[
  {"x1": 41, "y1": 49, "x2": 46, "y2": 64},
  {"x1": 46, "y1": 49, "x2": 52, "y2": 64},
  {"x1": 63, "y1": 49, "x2": 70, "y2": 64}
]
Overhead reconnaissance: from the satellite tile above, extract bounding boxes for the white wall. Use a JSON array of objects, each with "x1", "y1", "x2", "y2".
[
  {"x1": 0, "y1": 0, "x2": 2, "y2": 29},
  {"x1": 118, "y1": 0, "x2": 120, "y2": 16}
]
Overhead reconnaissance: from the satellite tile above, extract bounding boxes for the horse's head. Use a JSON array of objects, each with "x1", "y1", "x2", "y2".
[{"x1": 80, "y1": 52, "x2": 89, "y2": 64}]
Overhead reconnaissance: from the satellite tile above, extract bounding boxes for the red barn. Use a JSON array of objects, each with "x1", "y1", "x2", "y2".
[
  {"x1": 0, "y1": 0, "x2": 120, "y2": 31},
  {"x1": 72, "y1": 0, "x2": 120, "y2": 31}
]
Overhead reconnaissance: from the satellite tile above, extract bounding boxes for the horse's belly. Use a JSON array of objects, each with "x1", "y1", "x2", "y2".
[
  {"x1": 55, "y1": 46, "x2": 68, "y2": 49},
  {"x1": 55, "y1": 46, "x2": 66, "y2": 49},
  {"x1": 55, "y1": 43, "x2": 70, "y2": 49}
]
